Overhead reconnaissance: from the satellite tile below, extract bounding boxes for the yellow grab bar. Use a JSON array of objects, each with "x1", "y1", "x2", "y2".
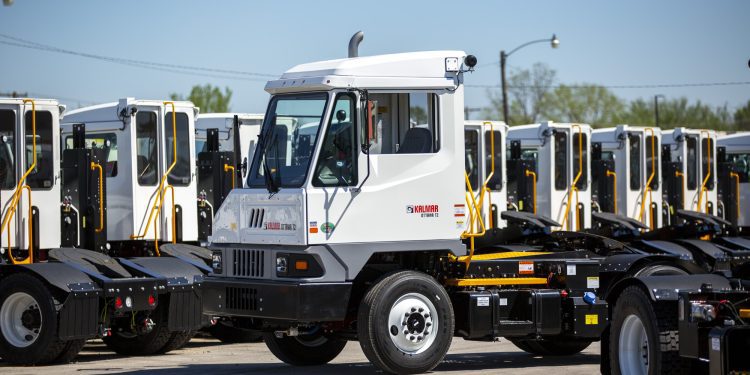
[
  {"x1": 675, "y1": 170, "x2": 686, "y2": 210},
  {"x1": 606, "y1": 170, "x2": 617, "y2": 214},
  {"x1": 561, "y1": 124, "x2": 583, "y2": 230},
  {"x1": 224, "y1": 163, "x2": 236, "y2": 189},
  {"x1": 90, "y1": 162, "x2": 105, "y2": 233},
  {"x1": 3, "y1": 99, "x2": 38, "y2": 265},
  {"x1": 697, "y1": 130, "x2": 712, "y2": 214},
  {"x1": 525, "y1": 170, "x2": 537, "y2": 214},
  {"x1": 131, "y1": 102, "x2": 179, "y2": 254},
  {"x1": 638, "y1": 128, "x2": 656, "y2": 229},
  {"x1": 730, "y1": 171, "x2": 740, "y2": 221},
  {"x1": 460, "y1": 122, "x2": 496, "y2": 270}
]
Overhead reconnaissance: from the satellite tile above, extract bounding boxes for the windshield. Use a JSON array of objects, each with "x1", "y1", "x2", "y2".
[{"x1": 247, "y1": 93, "x2": 328, "y2": 189}]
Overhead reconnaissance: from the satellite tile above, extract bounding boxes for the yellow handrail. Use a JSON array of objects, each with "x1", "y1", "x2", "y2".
[
  {"x1": 697, "y1": 131, "x2": 712, "y2": 214},
  {"x1": 675, "y1": 170, "x2": 686, "y2": 210},
  {"x1": 224, "y1": 163, "x2": 236, "y2": 189},
  {"x1": 90, "y1": 162, "x2": 105, "y2": 233},
  {"x1": 606, "y1": 170, "x2": 617, "y2": 214},
  {"x1": 2, "y1": 99, "x2": 38, "y2": 265},
  {"x1": 561, "y1": 124, "x2": 583, "y2": 230},
  {"x1": 730, "y1": 172, "x2": 740, "y2": 221},
  {"x1": 638, "y1": 128, "x2": 656, "y2": 229},
  {"x1": 525, "y1": 170, "x2": 537, "y2": 214},
  {"x1": 131, "y1": 102, "x2": 179, "y2": 254},
  {"x1": 459, "y1": 122, "x2": 495, "y2": 270}
]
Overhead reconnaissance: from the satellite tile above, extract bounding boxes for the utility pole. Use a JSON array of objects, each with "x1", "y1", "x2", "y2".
[{"x1": 499, "y1": 34, "x2": 559, "y2": 125}]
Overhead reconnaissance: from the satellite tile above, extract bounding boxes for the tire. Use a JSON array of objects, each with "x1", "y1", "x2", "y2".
[
  {"x1": 209, "y1": 321, "x2": 263, "y2": 343},
  {"x1": 158, "y1": 331, "x2": 194, "y2": 353},
  {"x1": 102, "y1": 303, "x2": 171, "y2": 356},
  {"x1": 510, "y1": 337, "x2": 592, "y2": 355},
  {"x1": 263, "y1": 329, "x2": 347, "y2": 366},
  {"x1": 610, "y1": 286, "x2": 690, "y2": 375},
  {"x1": 358, "y1": 270, "x2": 454, "y2": 375},
  {"x1": 0, "y1": 273, "x2": 80, "y2": 365}
]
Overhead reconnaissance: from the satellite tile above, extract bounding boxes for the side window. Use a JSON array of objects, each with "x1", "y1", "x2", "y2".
[
  {"x1": 136, "y1": 111, "x2": 158, "y2": 186},
  {"x1": 629, "y1": 134, "x2": 642, "y2": 191},
  {"x1": 554, "y1": 132, "x2": 567, "y2": 191},
  {"x1": 312, "y1": 93, "x2": 357, "y2": 187},
  {"x1": 464, "y1": 129, "x2": 479, "y2": 191},
  {"x1": 0, "y1": 110, "x2": 15, "y2": 190},
  {"x1": 65, "y1": 133, "x2": 118, "y2": 177},
  {"x1": 24, "y1": 111, "x2": 53, "y2": 189},
  {"x1": 686, "y1": 136, "x2": 697, "y2": 190},
  {"x1": 646, "y1": 135, "x2": 658, "y2": 189},
  {"x1": 573, "y1": 132, "x2": 587, "y2": 190},
  {"x1": 165, "y1": 112, "x2": 191, "y2": 186},
  {"x1": 485, "y1": 130, "x2": 503, "y2": 191},
  {"x1": 701, "y1": 137, "x2": 714, "y2": 190},
  {"x1": 363, "y1": 93, "x2": 439, "y2": 154}
]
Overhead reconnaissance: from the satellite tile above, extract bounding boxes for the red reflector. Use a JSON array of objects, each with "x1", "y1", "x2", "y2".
[
  {"x1": 114, "y1": 297, "x2": 124, "y2": 309},
  {"x1": 561, "y1": 290, "x2": 569, "y2": 298},
  {"x1": 148, "y1": 295, "x2": 156, "y2": 306}
]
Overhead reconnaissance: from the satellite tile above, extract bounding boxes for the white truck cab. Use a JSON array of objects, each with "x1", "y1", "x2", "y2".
[
  {"x1": 62, "y1": 98, "x2": 200, "y2": 254},
  {"x1": 195, "y1": 113, "x2": 263, "y2": 185},
  {"x1": 506, "y1": 122, "x2": 592, "y2": 230},
  {"x1": 718, "y1": 132, "x2": 750, "y2": 229},
  {"x1": 592, "y1": 125, "x2": 663, "y2": 229},
  {"x1": 662, "y1": 127, "x2": 718, "y2": 223}
]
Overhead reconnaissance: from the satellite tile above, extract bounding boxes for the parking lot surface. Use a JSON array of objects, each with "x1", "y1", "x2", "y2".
[{"x1": 0, "y1": 337, "x2": 600, "y2": 374}]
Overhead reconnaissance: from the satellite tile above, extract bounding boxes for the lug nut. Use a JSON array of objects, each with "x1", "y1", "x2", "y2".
[
  {"x1": 411, "y1": 307, "x2": 416, "y2": 312},
  {"x1": 418, "y1": 308, "x2": 424, "y2": 312},
  {"x1": 424, "y1": 313, "x2": 430, "y2": 318},
  {"x1": 426, "y1": 322, "x2": 432, "y2": 327}
]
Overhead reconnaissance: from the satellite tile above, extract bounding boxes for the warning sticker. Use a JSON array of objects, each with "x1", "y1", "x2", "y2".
[
  {"x1": 585, "y1": 314, "x2": 599, "y2": 325},
  {"x1": 711, "y1": 337, "x2": 720, "y2": 351},
  {"x1": 477, "y1": 296, "x2": 489, "y2": 307},
  {"x1": 499, "y1": 298, "x2": 508, "y2": 306},
  {"x1": 587, "y1": 277, "x2": 600, "y2": 289},
  {"x1": 454, "y1": 204, "x2": 466, "y2": 217},
  {"x1": 519, "y1": 261, "x2": 534, "y2": 275}
]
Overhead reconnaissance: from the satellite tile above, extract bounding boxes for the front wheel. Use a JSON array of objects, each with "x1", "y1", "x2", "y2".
[
  {"x1": 358, "y1": 270, "x2": 454, "y2": 375},
  {"x1": 610, "y1": 286, "x2": 689, "y2": 375},
  {"x1": 263, "y1": 329, "x2": 346, "y2": 366}
]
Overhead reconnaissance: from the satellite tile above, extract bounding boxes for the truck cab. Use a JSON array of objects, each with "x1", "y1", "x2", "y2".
[
  {"x1": 195, "y1": 113, "x2": 263, "y2": 187},
  {"x1": 591, "y1": 125, "x2": 663, "y2": 229},
  {"x1": 506, "y1": 122, "x2": 592, "y2": 230},
  {"x1": 463, "y1": 120, "x2": 507, "y2": 229},
  {"x1": 717, "y1": 132, "x2": 750, "y2": 231},
  {"x1": 62, "y1": 98, "x2": 200, "y2": 255}
]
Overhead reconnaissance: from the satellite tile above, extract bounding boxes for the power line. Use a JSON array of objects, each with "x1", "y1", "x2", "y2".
[
  {"x1": 466, "y1": 81, "x2": 750, "y2": 89},
  {"x1": 0, "y1": 33, "x2": 278, "y2": 81}
]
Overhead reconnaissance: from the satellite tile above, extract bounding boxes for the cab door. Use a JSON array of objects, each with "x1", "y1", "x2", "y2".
[{"x1": 0, "y1": 105, "x2": 19, "y2": 252}]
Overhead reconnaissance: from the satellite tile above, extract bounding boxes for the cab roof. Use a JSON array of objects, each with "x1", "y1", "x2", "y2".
[{"x1": 265, "y1": 51, "x2": 467, "y2": 94}]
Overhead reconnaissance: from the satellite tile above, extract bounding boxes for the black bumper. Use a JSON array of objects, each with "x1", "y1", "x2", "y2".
[{"x1": 203, "y1": 277, "x2": 352, "y2": 322}]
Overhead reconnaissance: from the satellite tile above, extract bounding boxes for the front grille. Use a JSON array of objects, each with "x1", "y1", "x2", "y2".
[
  {"x1": 226, "y1": 287, "x2": 258, "y2": 311},
  {"x1": 231, "y1": 249, "x2": 265, "y2": 277}
]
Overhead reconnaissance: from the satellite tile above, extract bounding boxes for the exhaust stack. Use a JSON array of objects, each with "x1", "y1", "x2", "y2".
[{"x1": 348, "y1": 31, "x2": 364, "y2": 58}]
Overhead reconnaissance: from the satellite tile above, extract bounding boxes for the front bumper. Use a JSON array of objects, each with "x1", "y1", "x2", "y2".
[{"x1": 203, "y1": 276, "x2": 352, "y2": 322}]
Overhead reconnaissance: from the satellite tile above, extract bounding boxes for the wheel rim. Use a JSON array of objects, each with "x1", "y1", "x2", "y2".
[
  {"x1": 0, "y1": 292, "x2": 43, "y2": 348},
  {"x1": 619, "y1": 314, "x2": 649, "y2": 375},
  {"x1": 387, "y1": 292, "x2": 438, "y2": 354}
]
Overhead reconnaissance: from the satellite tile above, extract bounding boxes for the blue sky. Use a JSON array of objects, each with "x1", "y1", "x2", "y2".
[{"x1": 1, "y1": 0, "x2": 748, "y2": 116}]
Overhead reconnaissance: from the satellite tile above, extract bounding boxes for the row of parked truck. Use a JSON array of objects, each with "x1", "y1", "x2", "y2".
[{"x1": 1, "y1": 34, "x2": 749, "y2": 374}]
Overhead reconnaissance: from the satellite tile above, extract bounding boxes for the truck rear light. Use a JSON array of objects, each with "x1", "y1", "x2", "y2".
[
  {"x1": 125, "y1": 296, "x2": 133, "y2": 308},
  {"x1": 114, "y1": 297, "x2": 123, "y2": 310},
  {"x1": 148, "y1": 294, "x2": 156, "y2": 307}
]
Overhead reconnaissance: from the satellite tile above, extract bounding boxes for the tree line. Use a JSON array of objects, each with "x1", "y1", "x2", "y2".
[{"x1": 481, "y1": 63, "x2": 750, "y2": 130}]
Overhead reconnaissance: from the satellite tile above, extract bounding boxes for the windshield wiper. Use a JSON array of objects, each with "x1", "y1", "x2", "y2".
[{"x1": 259, "y1": 125, "x2": 279, "y2": 194}]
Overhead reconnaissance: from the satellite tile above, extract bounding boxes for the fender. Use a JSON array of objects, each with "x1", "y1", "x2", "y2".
[
  {"x1": 121, "y1": 256, "x2": 205, "y2": 287},
  {"x1": 600, "y1": 253, "x2": 704, "y2": 299},
  {"x1": 2, "y1": 262, "x2": 101, "y2": 296}
]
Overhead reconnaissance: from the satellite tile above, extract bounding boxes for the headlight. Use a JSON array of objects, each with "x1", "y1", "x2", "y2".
[
  {"x1": 276, "y1": 253, "x2": 323, "y2": 278},
  {"x1": 276, "y1": 256, "x2": 288, "y2": 274},
  {"x1": 211, "y1": 251, "x2": 223, "y2": 273}
]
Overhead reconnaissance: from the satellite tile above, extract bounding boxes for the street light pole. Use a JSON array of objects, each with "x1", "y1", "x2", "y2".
[
  {"x1": 654, "y1": 94, "x2": 665, "y2": 127},
  {"x1": 500, "y1": 34, "x2": 559, "y2": 125}
]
